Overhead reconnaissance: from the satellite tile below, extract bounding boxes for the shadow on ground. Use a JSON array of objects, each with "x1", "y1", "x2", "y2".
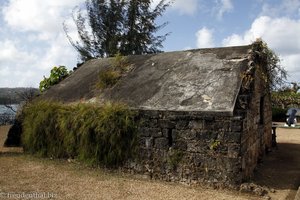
[{"x1": 252, "y1": 142, "x2": 300, "y2": 199}]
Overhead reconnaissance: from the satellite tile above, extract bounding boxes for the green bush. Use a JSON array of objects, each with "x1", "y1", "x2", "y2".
[
  {"x1": 272, "y1": 107, "x2": 287, "y2": 122},
  {"x1": 22, "y1": 101, "x2": 137, "y2": 167},
  {"x1": 39, "y1": 66, "x2": 71, "y2": 92}
]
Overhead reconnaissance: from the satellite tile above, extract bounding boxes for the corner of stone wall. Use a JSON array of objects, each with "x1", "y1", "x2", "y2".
[{"x1": 234, "y1": 65, "x2": 272, "y2": 181}]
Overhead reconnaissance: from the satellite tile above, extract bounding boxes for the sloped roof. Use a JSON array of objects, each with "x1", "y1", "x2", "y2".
[{"x1": 42, "y1": 45, "x2": 251, "y2": 113}]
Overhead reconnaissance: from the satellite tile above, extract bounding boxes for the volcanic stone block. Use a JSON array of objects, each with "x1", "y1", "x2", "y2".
[{"x1": 154, "y1": 138, "x2": 169, "y2": 150}]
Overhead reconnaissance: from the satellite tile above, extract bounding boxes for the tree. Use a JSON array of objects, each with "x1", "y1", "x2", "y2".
[
  {"x1": 272, "y1": 83, "x2": 300, "y2": 108},
  {"x1": 39, "y1": 66, "x2": 71, "y2": 92},
  {"x1": 120, "y1": 0, "x2": 170, "y2": 55},
  {"x1": 64, "y1": 0, "x2": 171, "y2": 62}
]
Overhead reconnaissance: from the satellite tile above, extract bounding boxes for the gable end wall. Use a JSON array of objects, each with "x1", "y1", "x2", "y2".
[{"x1": 234, "y1": 66, "x2": 272, "y2": 180}]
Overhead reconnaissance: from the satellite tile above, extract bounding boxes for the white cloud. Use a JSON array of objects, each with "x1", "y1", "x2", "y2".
[
  {"x1": 172, "y1": 0, "x2": 199, "y2": 15},
  {"x1": 222, "y1": 34, "x2": 246, "y2": 47},
  {"x1": 214, "y1": 0, "x2": 233, "y2": 20},
  {"x1": 195, "y1": 27, "x2": 215, "y2": 48},
  {"x1": 222, "y1": 16, "x2": 300, "y2": 82},
  {"x1": 2, "y1": 0, "x2": 82, "y2": 40},
  {"x1": 0, "y1": 0, "x2": 80, "y2": 87},
  {"x1": 261, "y1": 0, "x2": 300, "y2": 17},
  {"x1": 0, "y1": 39, "x2": 41, "y2": 87},
  {"x1": 0, "y1": 34, "x2": 78, "y2": 86},
  {"x1": 39, "y1": 34, "x2": 78, "y2": 71},
  {"x1": 0, "y1": 35, "x2": 78, "y2": 87},
  {"x1": 152, "y1": 0, "x2": 199, "y2": 15},
  {"x1": 0, "y1": 40, "x2": 38, "y2": 69},
  {"x1": 222, "y1": 16, "x2": 300, "y2": 54}
]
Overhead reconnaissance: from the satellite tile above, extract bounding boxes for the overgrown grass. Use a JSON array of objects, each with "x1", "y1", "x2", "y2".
[
  {"x1": 22, "y1": 101, "x2": 137, "y2": 167},
  {"x1": 97, "y1": 70, "x2": 121, "y2": 89},
  {"x1": 96, "y1": 53, "x2": 130, "y2": 89}
]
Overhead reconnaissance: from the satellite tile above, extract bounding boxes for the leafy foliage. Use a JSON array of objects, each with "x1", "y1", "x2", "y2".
[
  {"x1": 21, "y1": 101, "x2": 137, "y2": 167},
  {"x1": 272, "y1": 91, "x2": 300, "y2": 108},
  {"x1": 250, "y1": 40, "x2": 287, "y2": 90},
  {"x1": 63, "y1": 0, "x2": 171, "y2": 62},
  {"x1": 39, "y1": 66, "x2": 71, "y2": 92}
]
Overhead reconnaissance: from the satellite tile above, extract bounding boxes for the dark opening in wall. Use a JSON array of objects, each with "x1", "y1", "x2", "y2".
[
  {"x1": 167, "y1": 129, "x2": 173, "y2": 147},
  {"x1": 260, "y1": 96, "x2": 264, "y2": 124}
]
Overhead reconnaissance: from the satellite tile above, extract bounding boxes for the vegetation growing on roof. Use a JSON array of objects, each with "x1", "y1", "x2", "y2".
[
  {"x1": 96, "y1": 53, "x2": 131, "y2": 89},
  {"x1": 21, "y1": 101, "x2": 138, "y2": 167},
  {"x1": 97, "y1": 70, "x2": 122, "y2": 89},
  {"x1": 39, "y1": 66, "x2": 71, "y2": 92},
  {"x1": 242, "y1": 39, "x2": 287, "y2": 91}
]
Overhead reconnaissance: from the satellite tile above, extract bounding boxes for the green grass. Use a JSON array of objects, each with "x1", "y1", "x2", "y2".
[
  {"x1": 22, "y1": 101, "x2": 137, "y2": 167},
  {"x1": 97, "y1": 70, "x2": 122, "y2": 89}
]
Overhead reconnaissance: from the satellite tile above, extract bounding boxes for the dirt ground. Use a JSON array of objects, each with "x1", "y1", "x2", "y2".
[
  {"x1": 252, "y1": 123, "x2": 300, "y2": 200},
  {"x1": 0, "y1": 125, "x2": 299, "y2": 200}
]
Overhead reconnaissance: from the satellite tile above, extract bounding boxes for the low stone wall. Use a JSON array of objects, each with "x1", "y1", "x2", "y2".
[{"x1": 124, "y1": 110, "x2": 245, "y2": 187}]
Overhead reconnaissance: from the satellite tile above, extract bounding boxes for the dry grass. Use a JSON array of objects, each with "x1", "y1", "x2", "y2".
[
  {"x1": 0, "y1": 155, "x2": 260, "y2": 200},
  {"x1": 0, "y1": 125, "x2": 260, "y2": 200}
]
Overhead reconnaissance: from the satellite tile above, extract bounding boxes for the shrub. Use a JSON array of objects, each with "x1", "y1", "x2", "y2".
[
  {"x1": 272, "y1": 107, "x2": 287, "y2": 122},
  {"x1": 39, "y1": 66, "x2": 71, "y2": 92},
  {"x1": 22, "y1": 101, "x2": 137, "y2": 167}
]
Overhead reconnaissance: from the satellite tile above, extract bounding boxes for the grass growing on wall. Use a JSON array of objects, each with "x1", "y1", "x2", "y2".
[{"x1": 22, "y1": 101, "x2": 137, "y2": 167}]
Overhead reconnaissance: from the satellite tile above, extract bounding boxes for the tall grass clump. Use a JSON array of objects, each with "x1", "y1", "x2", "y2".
[
  {"x1": 22, "y1": 101, "x2": 137, "y2": 167},
  {"x1": 97, "y1": 70, "x2": 121, "y2": 89}
]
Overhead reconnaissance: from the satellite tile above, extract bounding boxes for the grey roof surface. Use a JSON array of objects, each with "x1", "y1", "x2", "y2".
[{"x1": 42, "y1": 45, "x2": 251, "y2": 113}]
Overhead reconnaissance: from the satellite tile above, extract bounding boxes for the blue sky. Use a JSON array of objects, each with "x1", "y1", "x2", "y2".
[{"x1": 0, "y1": 0, "x2": 300, "y2": 87}]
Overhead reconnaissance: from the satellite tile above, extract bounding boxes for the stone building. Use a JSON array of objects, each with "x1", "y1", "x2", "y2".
[{"x1": 42, "y1": 42, "x2": 272, "y2": 187}]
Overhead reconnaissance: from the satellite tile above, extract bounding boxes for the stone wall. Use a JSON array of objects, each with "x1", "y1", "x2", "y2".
[
  {"x1": 235, "y1": 69, "x2": 272, "y2": 180},
  {"x1": 124, "y1": 110, "x2": 245, "y2": 187},
  {"x1": 124, "y1": 72, "x2": 272, "y2": 187}
]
